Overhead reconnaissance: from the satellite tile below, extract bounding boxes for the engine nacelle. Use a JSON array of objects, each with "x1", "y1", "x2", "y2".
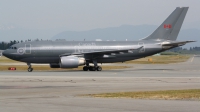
[
  {"x1": 50, "y1": 63, "x2": 60, "y2": 68},
  {"x1": 60, "y1": 56, "x2": 85, "y2": 68}
]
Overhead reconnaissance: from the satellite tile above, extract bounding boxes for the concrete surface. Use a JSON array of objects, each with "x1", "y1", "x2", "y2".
[{"x1": 0, "y1": 55, "x2": 200, "y2": 112}]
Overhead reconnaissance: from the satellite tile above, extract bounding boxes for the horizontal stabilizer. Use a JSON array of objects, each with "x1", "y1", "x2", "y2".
[{"x1": 162, "y1": 41, "x2": 196, "y2": 47}]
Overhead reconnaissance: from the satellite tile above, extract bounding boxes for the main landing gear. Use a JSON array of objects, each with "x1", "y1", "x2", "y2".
[
  {"x1": 83, "y1": 60, "x2": 102, "y2": 71},
  {"x1": 83, "y1": 66, "x2": 102, "y2": 71},
  {"x1": 27, "y1": 63, "x2": 33, "y2": 72}
]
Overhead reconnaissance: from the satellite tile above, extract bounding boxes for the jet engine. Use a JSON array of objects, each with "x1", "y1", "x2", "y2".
[{"x1": 60, "y1": 56, "x2": 85, "y2": 68}]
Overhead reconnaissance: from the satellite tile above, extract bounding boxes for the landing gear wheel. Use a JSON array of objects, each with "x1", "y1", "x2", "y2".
[
  {"x1": 27, "y1": 63, "x2": 33, "y2": 72},
  {"x1": 89, "y1": 66, "x2": 92, "y2": 71},
  {"x1": 89, "y1": 66, "x2": 96, "y2": 71},
  {"x1": 96, "y1": 66, "x2": 102, "y2": 71},
  {"x1": 28, "y1": 68, "x2": 33, "y2": 72},
  {"x1": 83, "y1": 66, "x2": 89, "y2": 71}
]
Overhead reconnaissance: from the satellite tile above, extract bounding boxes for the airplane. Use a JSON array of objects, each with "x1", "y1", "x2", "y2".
[{"x1": 2, "y1": 7, "x2": 195, "y2": 72}]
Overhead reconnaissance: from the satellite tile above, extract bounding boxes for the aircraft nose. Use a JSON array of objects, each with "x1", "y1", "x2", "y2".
[
  {"x1": 2, "y1": 49, "x2": 19, "y2": 60},
  {"x1": 2, "y1": 50, "x2": 7, "y2": 56},
  {"x1": 2, "y1": 50, "x2": 9, "y2": 57}
]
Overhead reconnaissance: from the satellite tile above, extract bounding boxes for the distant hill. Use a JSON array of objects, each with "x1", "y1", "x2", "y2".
[
  {"x1": 52, "y1": 25, "x2": 157, "y2": 41},
  {"x1": 0, "y1": 27, "x2": 61, "y2": 42},
  {"x1": 52, "y1": 25, "x2": 200, "y2": 48},
  {"x1": 0, "y1": 25, "x2": 199, "y2": 48},
  {"x1": 179, "y1": 29, "x2": 200, "y2": 48}
]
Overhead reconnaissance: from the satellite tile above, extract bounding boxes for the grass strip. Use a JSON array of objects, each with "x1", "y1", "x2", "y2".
[
  {"x1": 124, "y1": 55, "x2": 190, "y2": 64},
  {"x1": 87, "y1": 89, "x2": 200, "y2": 100},
  {"x1": 0, "y1": 57, "x2": 20, "y2": 63}
]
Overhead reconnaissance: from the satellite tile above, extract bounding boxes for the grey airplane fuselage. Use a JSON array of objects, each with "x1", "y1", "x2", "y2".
[
  {"x1": 2, "y1": 7, "x2": 192, "y2": 72},
  {"x1": 3, "y1": 40, "x2": 167, "y2": 64}
]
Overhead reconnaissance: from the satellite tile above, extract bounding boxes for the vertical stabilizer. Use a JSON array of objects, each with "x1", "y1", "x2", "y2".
[{"x1": 143, "y1": 7, "x2": 188, "y2": 40}]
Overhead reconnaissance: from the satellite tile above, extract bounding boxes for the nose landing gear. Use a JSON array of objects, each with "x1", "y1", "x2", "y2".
[{"x1": 27, "y1": 63, "x2": 33, "y2": 72}]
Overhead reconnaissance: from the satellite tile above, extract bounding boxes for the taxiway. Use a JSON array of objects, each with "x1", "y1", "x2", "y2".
[{"x1": 0, "y1": 55, "x2": 200, "y2": 112}]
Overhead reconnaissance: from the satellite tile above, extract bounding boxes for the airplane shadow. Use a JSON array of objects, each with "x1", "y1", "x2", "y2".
[{"x1": 43, "y1": 68, "x2": 175, "y2": 72}]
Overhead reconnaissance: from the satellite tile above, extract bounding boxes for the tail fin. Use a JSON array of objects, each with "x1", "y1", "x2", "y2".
[{"x1": 142, "y1": 7, "x2": 188, "y2": 41}]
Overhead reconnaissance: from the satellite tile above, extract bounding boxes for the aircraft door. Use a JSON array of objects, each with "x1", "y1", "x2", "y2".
[
  {"x1": 138, "y1": 42, "x2": 145, "y2": 53},
  {"x1": 25, "y1": 44, "x2": 31, "y2": 54}
]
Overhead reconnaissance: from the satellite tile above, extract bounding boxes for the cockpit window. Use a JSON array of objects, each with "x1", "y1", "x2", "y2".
[{"x1": 8, "y1": 47, "x2": 17, "y2": 49}]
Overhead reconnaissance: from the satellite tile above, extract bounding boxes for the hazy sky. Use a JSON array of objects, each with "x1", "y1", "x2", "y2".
[{"x1": 0, "y1": 0, "x2": 199, "y2": 31}]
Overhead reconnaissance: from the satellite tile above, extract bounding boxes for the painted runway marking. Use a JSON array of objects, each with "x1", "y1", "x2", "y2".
[{"x1": 190, "y1": 56, "x2": 194, "y2": 62}]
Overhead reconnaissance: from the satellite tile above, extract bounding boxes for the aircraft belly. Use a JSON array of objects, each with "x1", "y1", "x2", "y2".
[
  {"x1": 96, "y1": 57, "x2": 139, "y2": 63},
  {"x1": 20, "y1": 57, "x2": 59, "y2": 63}
]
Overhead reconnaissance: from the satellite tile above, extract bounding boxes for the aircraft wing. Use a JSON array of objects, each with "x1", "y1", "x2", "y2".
[
  {"x1": 162, "y1": 41, "x2": 196, "y2": 47},
  {"x1": 73, "y1": 46, "x2": 143, "y2": 55},
  {"x1": 60, "y1": 46, "x2": 143, "y2": 57}
]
